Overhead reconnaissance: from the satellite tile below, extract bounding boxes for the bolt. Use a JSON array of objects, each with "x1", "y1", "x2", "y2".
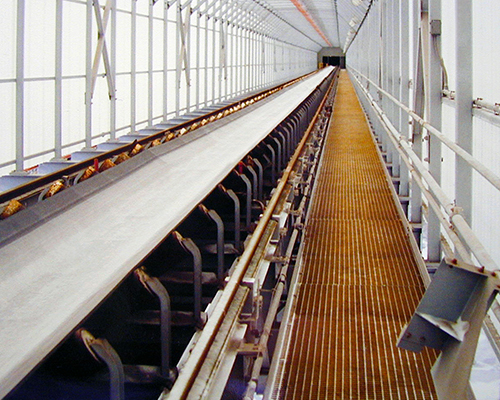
[
  {"x1": 405, "y1": 332, "x2": 412, "y2": 339},
  {"x1": 419, "y1": 336, "x2": 426, "y2": 342},
  {"x1": 492, "y1": 272, "x2": 497, "y2": 277},
  {"x1": 451, "y1": 258, "x2": 458, "y2": 265},
  {"x1": 478, "y1": 266, "x2": 485, "y2": 273}
]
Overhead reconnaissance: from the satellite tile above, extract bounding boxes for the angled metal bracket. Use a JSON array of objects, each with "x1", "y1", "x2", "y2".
[
  {"x1": 398, "y1": 258, "x2": 500, "y2": 399},
  {"x1": 134, "y1": 267, "x2": 172, "y2": 381}
]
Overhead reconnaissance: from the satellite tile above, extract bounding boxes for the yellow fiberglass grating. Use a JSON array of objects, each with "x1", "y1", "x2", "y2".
[{"x1": 279, "y1": 71, "x2": 437, "y2": 400}]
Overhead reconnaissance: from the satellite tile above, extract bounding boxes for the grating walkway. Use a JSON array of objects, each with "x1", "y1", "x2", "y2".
[{"x1": 279, "y1": 71, "x2": 437, "y2": 399}]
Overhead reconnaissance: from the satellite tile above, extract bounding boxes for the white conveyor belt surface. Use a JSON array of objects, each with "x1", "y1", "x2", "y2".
[{"x1": 0, "y1": 67, "x2": 332, "y2": 397}]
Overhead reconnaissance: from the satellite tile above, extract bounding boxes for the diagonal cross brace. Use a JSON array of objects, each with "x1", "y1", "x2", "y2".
[
  {"x1": 178, "y1": 3, "x2": 191, "y2": 88},
  {"x1": 91, "y1": 0, "x2": 115, "y2": 100}
]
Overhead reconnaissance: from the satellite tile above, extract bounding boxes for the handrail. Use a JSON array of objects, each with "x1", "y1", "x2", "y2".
[
  {"x1": 0, "y1": 70, "x2": 319, "y2": 206},
  {"x1": 474, "y1": 97, "x2": 500, "y2": 116},
  {"x1": 166, "y1": 67, "x2": 338, "y2": 400},
  {"x1": 349, "y1": 66, "x2": 500, "y2": 194},
  {"x1": 350, "y1": 71, "x2": 498, "y2": 274},
  {"x1": 443, "y1": 88, "x2": 500, "y2": 117}
]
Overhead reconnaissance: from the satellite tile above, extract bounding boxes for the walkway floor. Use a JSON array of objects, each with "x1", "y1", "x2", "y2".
[{"x1": 279, "y1": 71, "x2": 437, "y2": 399}]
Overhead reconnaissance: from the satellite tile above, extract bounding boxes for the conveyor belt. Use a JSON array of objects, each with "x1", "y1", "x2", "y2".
[
  {"x1": 0, "y1": 68, "x2": 333, "y2": 398},
  {"x1": 277, "y1": 72, "x2": 437, "y2": 399}
]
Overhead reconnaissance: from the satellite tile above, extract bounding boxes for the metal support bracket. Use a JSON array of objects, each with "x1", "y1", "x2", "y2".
[
  {"x1": 134, "y1": 267, "x2": 172, "y2": 381},
  {"x1": 398, "y1": 258, "x2": 500, "y2": 399},
  {"x1": 80, "y1": 329, "x2": 125, "y2": 400}
]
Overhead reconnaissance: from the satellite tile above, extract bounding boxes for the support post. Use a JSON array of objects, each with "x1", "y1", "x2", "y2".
[
  {"x1": 55, "y1": 0, "x2": 63, "y2": 159},
  {"x1": 427, "y1": 0, "x2": 443, "y2": 262},
  {"x1": 410, "y1": 0, "x2": 424, "y2": 236},
  {"x1": 455, "y1": 0, "x2": 473, "y2": 223},
  {"x1": 85, "y1": 0, "x2": 93, "y2": 147},
  {"x1": 148, "y1": 0, "x2": 154, "y2": 125},
  {"x1": 131, "y1": 0, "x2": 137, "y2": 132},
  {"x1": 110, "y1": 0, "x2": 116, "y2": 139},
  {"x1": 399, "y1": 0, "x2": 411, "y2": 200}
]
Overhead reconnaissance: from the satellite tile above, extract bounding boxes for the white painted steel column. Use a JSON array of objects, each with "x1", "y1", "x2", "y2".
[
  {"x1": 16, "y1": 0, "x2": 25, "y2": 171},
  {"x1": 390, "y1": 0, "x2": 400, "y2": 178},
  {"x1": 185, "y1": 2, "x2": 192, "y2": 112},
  {"x1": 393, "y1": 0, "x2": 401, "y2": 137},
  {"x1": 250, "y1": 30, "x2": 254, "y2": 91},
  {"x1": 455, "y1": 0, "x2": 473, "y2": 223},
  {"x1": 223, "y1": 9, "x2": 229, "y2": 99},
  {"x1": 211, "y1": 11, "x2": 216, "y2": 103},
  {"x1": 399, "y1": 0, "x2": 411, "y2": 199},
  {"x1": 148, "y1": 0, "x2": 154, "y2": 124},
  {"x1": 204, "y1": 13, "x2": 209, "y2": 107},
  {"x1": 85, "y1": 0, "x2": 93, "y2": 147},
  {"x1": 110, "y1": 0, "x2": 116, "y2": 138},
  {"x1": 232, "y1": 20, "x2": 237, "y2": 92},
  {"x1": 218, "y1": 15, "x2": 223, "y2": 102},
  {"x1": 237, "y1": 25, "x2": 241, "y2": 95},
  {"x1": 260, "y1": 34, "x2": 264, "y2": 89},
  {"x1": 176, "y1": 2, "x2": 181, "y2": 115},
  {"x1": 131, "y1": 0, "x2": 137, "y2": 131},
  {"x1": 55, "y1": 0, "x2": 63, "y2": 159},
  {"x1": 369, "y1": 3, "x2": 379, "y2": 101},
  {"x1": 380, "y1": 0, "x2": 388, "y2": 155},
  {"x1": 163, "y1": 0, "x2": 169, "y2": 120},
  {"x1": 427, "y1": 0, "x2": 443, "y2": 261},
  {"x1": 195, "y1": 9, "x2": 200, "y2": 109},
  {"x1": 410, "y1": 0, "x2": 423, "y2": 228}
]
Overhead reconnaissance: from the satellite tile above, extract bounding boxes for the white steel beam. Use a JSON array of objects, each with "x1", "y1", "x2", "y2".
[
  {"x1": 16, "y1": 0, "x2": 25, "y2": 171},
  {"x1": 55, "y1": 0, "x2": 63, "y2": 159},
  {"x1": 410, "y1": 0, "x2": 423, "y2": 227},
  {"x1": 110, "y1": 0, "x2": 116, "y2": 138},
  {"x1": 85, "y1": 0, "x2": 93, "y2": 147},
  {"x1": 204, "y1": 13, "x2": 209, "y2": 107},
  {"x1": 427, "y1": 0, "x2": 442, "y2": 262},
  {"x1": 454, "y1": 0, "x2": 473, "y2": 223},
  {"x1": 195, "y1": 9, "x2": 201, "y2": 109},
  {"x1": 399, "y1": 0, "x2": 411, "y2": 199},
  {"x1": 211, "y1": 9, "x2": 216, "y2": 102},
  {"x1": 163, "y1": 0, "x2": 169, "y2": 119},
  {"x1": 131, "y1": 0, "x2": 137, "y2": 132},
  {"x1": 148, "y1": 0, "x2": 154, "y2": 125}
]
